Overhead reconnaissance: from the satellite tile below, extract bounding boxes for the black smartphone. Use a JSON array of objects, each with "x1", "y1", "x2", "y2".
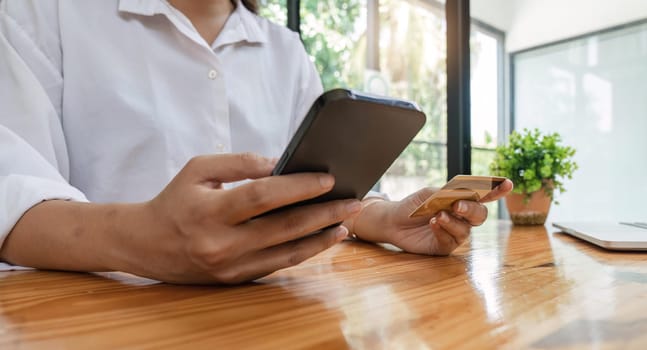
[{"x1": 272, "y1": 88, "x2": 426, "y2": 207}]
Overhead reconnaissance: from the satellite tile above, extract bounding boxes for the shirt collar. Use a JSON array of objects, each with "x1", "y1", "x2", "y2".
[
  {"x1": 214, "y1": 0, "x2": 268, "y2": 48},
  {"x1": 118, "y1": 0, "x2": 268, "y2": 48},
  {"x1": 118, "y1": 0, "x2": 168, "y2": 16}
]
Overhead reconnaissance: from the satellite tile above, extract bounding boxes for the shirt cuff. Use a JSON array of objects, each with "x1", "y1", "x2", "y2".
[
  {"x1": 0, "y1": 174, "x2": 87, "y2": 266},
  {"x1": 364, "y1": 190, "x2": 389, "y2": 201},
  {"x1": 0, "y1": 262, "x2": 33, "y2": 271}
]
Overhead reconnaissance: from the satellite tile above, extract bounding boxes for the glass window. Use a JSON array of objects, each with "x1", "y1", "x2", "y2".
[
  {"x1": 300, "y1": 0, "x2": 448, "y2": 200},
  {"x1": 513, "y1": 22, "x2": 647, "y2": 222},
  {"x1": 259, "y1": 0, "x2": 287, "y2": 26},
  {"x1": 471, "y1": 25, "x2": 502, "y2": 218},
  {"x1": 300, "y1": 0, "x2": 366, "y2": 90},
  {"x1": 262, "y1": 1, "x2": 504, "y2": 203},
  {"x1": 470, "y1": 28, "x2": 499, "y2": 175}
]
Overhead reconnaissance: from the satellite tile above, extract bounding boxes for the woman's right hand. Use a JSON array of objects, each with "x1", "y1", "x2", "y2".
[{"x1": 124, "y1": 153, "x2": 362, "y2": 284}]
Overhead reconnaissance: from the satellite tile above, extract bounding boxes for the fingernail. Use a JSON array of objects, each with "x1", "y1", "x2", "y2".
[
  {"x1": 346, "y1": 200, "x2": 362, "y2": 214},
  {"x1": 430, "y1": 217, "x2": 438, "y2": 225},
  {"x1": 335, "y1": 226, "x2": 349, "y2": 239},
  {"x1": 319, "y1": 175, "x2": 334, "y2": 189},
  {"x1": 439, "y1": 211, "x2": 450, "y2": 224},
  {"x1": 457, "y1": 201, "x2": 467, "y2": 214}
]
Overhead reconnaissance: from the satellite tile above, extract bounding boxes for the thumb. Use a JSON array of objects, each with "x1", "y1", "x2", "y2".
[
  {"x1": 407, "y1": 186, "x2": 437, "y2": 206},
  {"x1": 184, "y1": 153, "x2": 276, "y2": 184}
]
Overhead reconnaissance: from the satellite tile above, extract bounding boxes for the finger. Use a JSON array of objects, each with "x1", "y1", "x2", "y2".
[
  {"x1": 425, "y1": 216, "x2": 463, "y2": 255},
  {"x1": 184, "y1": 153, "x2": 275, "y2": 184},
  {"x1": 400, "y1": 187, "x2": 440, "y2": 218},
  {"x1": 241, "y1": 199, "x2": 362, "y2": 249},
  {"x1": 219, "y1": 172, "x2": 337, "y2": 223},
  {"x1": 435, "y1": 211, "x2": 472, "y2": 246},
  {"x1": 480, "y1": 179, "x2": 514, "y2": 202},
  {"x1": 452, "y1": 200, "x2": 488, "y2": 226},
  {"x1": 210, "y1": 226, "x2": 348, "y2": 284},
  {"x1": 407, "y1": 187, "x2": 437, "y2": 206}
]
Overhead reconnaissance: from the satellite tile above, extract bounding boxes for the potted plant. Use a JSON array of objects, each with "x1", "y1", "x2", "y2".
[{"x1": 489, "y1": 128, "x2": 578, "y2": 225}]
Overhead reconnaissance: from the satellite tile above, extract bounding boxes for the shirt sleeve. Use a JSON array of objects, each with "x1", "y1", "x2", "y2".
[
  {"x1": 0, "y1": 8, "x2": 87, "y2": 256},
  {"x1": 289, "y1": 36, "x2": 324, "y2": 136}
]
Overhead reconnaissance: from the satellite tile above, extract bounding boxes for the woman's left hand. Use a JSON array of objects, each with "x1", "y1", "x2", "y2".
[{"x1": 352, "y1": 179, "x2": 513, "y2": 255}]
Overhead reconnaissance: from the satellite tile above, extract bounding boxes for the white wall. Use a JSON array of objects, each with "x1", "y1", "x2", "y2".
[
  {"x1": 471, "y1": 0, "x2": 512, "y2": 32},
  {"x1": 472, "y1": 0, "x2": 647, "y2": 52}
]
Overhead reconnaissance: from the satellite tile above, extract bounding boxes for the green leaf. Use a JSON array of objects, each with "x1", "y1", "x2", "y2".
[{"x1": 489, "y1": 128, "x2": 578, "y2": 203}]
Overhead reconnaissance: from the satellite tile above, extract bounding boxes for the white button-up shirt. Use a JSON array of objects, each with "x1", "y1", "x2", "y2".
[{"x1": 0, "y1": 0, "x2": 323, "y2": 254}]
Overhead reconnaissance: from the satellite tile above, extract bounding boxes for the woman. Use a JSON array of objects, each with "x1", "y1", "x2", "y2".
[{"x1": 0, "y1": 0, "x2": 512, "y2": 283}]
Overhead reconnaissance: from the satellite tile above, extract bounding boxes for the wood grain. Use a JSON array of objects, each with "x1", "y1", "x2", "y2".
[{"x1": 1, "y1": 221, "x2": 646, "y2": 349}]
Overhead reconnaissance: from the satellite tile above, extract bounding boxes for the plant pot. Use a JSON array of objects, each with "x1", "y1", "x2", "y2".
[{"x1": 505, "y1": 188, "x2": 552, "y2": 225}]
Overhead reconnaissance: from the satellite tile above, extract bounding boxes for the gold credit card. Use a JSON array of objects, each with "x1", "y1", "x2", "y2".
[{"x1": 409, "y1": 175, "x2": 507, "y2": 218}]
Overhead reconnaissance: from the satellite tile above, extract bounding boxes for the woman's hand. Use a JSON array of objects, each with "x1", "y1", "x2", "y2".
[
  {"x1": 2, "y1": 153, "x2": 361, "y2": 285},
  {"x1": 351, "y1": 180, "x2": 513, "y2": 255},
  {"x1": 129, "y1": 153, "x2": 362, "y2": 284}
]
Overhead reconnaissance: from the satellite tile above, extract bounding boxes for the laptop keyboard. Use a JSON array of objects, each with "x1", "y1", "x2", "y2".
[{"x1": 620, "y1": 222, "x2": 647, "y2": 230}]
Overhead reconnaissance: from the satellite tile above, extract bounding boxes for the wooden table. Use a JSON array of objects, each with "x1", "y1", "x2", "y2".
[{"x1": 1, "y1": 221, "x2": 646, "y2": 349}]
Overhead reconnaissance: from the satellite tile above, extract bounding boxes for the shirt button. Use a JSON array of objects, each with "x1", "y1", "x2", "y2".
[{"x1": 208, "y1": 69, "x2": 218, "y2": 80}]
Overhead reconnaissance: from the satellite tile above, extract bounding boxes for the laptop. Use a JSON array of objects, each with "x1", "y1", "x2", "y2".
[{"x1": 552, "y1": 221, "x2": 647, "y2": 251}]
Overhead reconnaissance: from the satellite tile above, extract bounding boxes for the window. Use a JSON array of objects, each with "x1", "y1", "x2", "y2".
[
  {"x1": 259, "y1": 0, "x2": 287, "y2": 25},
  {"x1": 298, "y1": 1, "x2": 449, "y2": 200},
  {"x1": 470, "y1": 25, "x2": 501, "y2": 176},
  {"x1": 261, "y1": 0, "x2": 503, "y2": 202},
  {"x1": 470, "y1": 23, "x2": 504, "y2": 218},
  {"x1": 512, "y1": 21, "x2": 647, "y2": 222}
]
